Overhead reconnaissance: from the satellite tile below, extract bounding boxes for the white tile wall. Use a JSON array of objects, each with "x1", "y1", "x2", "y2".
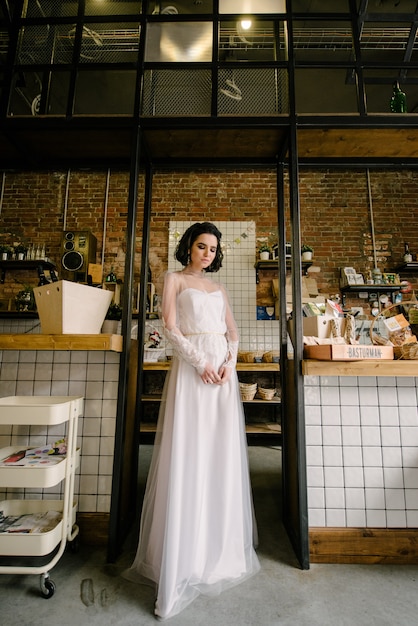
[
  {"x1": 168, "y1": 221, "x2": 280, "y2": 351},
  {"x1": 305, "y1": 374, "x2": 418, "y2": 528},
  {"x1": 0, "y1": 321, "x2": 119, "y2": 513}
]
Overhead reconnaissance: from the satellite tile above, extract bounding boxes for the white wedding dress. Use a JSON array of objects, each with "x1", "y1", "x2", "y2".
[{"x1": 125, "y1": 272, "x2": 260, "y2": 620}]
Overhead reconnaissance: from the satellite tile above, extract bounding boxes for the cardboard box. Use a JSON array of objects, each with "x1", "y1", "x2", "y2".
[
  {"x1": 288, "y1": 315, "x2": 347, "y2": 342},
  {"x1": 34, "y1": 280, "x2": 113, "y2": 334},
  {"x1": 304, "y1": 344, "x2": 394, "y2": 361}
]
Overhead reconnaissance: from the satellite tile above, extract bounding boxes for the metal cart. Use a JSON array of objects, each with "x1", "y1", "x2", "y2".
[{"x1": 0, "y1": 396, "x2": 83, "y2": 598}]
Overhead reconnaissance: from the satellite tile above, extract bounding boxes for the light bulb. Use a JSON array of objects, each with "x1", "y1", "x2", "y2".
[{"x1": 240, "y1": 20, "x2": 252, "y2": 30}]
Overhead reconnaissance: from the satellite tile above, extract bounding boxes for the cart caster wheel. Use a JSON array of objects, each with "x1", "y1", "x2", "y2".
[{"x1": 40, "y1": 576, "x2": 56, "y2": 598}]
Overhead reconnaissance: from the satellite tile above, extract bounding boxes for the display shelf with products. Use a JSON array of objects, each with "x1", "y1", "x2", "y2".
[
  {"x1": 0, "y1": 396, "x2": 84, "y2": 598},
  {"x1": 140, "y1": 361, "x2": 281, "y2": 444},
  {"x1": 0, "y1": 259, "x2": 57, "y2": 284},
  {"x1": 254, "y1": 259, "x2": 312, "y2": 283},
  {"x1": 340, "y1": 284, "x2": 400, "y2": 306},
  {"x1": 393, "y1": 262, "x2": 418, "y2": 274}
]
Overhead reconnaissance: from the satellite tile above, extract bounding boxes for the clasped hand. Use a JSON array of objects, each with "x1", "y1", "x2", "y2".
[{"x1": 201, "y1": 363, "x2": 232, "y2": 385}]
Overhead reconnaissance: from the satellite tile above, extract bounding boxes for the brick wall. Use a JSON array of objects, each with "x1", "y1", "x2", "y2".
[{"x1": 0, "y1": 168, "x2": 416, "y2": 310}]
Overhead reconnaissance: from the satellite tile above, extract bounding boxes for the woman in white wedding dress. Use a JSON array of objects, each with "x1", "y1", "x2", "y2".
[{"x1": 125, "y1": 222, "x2": 260, "y2": 620}]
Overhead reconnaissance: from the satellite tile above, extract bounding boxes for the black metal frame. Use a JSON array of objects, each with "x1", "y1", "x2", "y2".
[{"x1": 2, "y1": 0, "x2": 418, "y2": 569}]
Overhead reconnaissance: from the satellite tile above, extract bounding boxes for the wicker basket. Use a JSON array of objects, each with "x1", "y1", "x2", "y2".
[
  {"x1": 237, "y1": 350, "x2": 264, "y2": 363},
  {"x1": 370, "y1": 302, "x2": 418, "y2": 346},
  {"x1": 262, "y1": 350, "x2": 280, "y2": 363},
  {"x1": 396, "y1": 343, "x2": 418, "y2": 360},
  {"x1": 239, "y1": 382, "x2": 257, "y2": 401},
  {"x1": 143, "y1": 348, "x2": 165, "y2": 362},
  {"x1": 257, "y1": 386, "x2": 276, "y2": 401}
]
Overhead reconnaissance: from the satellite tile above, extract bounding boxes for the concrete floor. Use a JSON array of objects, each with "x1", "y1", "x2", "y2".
[{"x1": 1, "y1": 445, "x2": 418, "y2": 626}]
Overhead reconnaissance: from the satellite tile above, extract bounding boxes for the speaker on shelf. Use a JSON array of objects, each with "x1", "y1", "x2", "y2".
[{"x1": 60, "y1": 231, "x2": 97, "y2": 283}]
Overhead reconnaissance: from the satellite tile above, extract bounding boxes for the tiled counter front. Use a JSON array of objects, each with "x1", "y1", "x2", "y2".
[
  {"x1": 0, "y1": 334, "x2": 120, "y2": 514},
  {"x1": 305, "y1": 373, "x2": 418, "y2": 529}
]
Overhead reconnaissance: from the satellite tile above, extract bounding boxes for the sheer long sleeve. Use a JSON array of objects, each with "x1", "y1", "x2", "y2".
[
  {"x1": 161, "y1": 272, "x2": 208, "y2": 374},
  {"x1": 221, "y1": 285, "x2": 239, "y2": 368}
]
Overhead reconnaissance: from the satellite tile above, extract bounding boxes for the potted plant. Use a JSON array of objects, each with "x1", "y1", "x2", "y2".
[
  {"x1": 301, "y1": 244, "x2": 314, "y2": 261},
  {"x1": 13, "y1": 242, "x2": 28, "y2": 260},
  {"x1": 102, "y1": 302, "x2": 122, "y2": 334},
  {"x1": 258, "y1": 244, "x2": 272, "y2": 260},
  {"x1": 0, "y1": 244, "x2": 12, "y2": 260},
  {"x1": 15, "y1": 284, "x2": 35, "y2": 312}
]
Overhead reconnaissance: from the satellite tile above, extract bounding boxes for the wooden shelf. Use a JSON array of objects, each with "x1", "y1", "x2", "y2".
[
  {"x1": 140, "y1": 422, "x2": 281, "y2": 435},
  {"x1": 0, "y1": 259, "x2": 56, "y2": 284},
  {"x1": 143, "y1": 361, "x2": 280, "y2": 372},
  {"x1": 142, "y1": 394, "x2": 280, "y2": 404},
  {"x1": 302, "y1": 359, "x2": 418, "y2": 377},
  {"x1": 393, "y1": 262, "x2": 418, "y2": 273},
  {"x1": 254, "y1": 259, "x2": 313, "y2": 283},
  {"x1": 0, "y1": 333, "x2": 123, "y2": 352}
]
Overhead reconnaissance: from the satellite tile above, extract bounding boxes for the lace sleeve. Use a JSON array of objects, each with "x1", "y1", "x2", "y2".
[
  {"x1": 161, "y1": 272, "x2": 207, "y2": 375},
  {"x1": 221, "y1": 285, "x2": 239, "y2": 368}
]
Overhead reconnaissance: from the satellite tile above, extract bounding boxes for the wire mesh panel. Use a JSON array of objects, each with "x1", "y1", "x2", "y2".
[
  {"x1": 218, "y1": 68, "x2": 288, "y2": 115},
  {"x1": 85, "y1": 0, "x2": 142, "y2": 16},
  {"x1": 23, "y1": 0, "x2": 78, "y2": 18},
  {"x1": 18, "y1": 22, "x2": 140, "y2": 65},
  {"x1": 79, "y1": 24, "x2": 140, "y2": 63},
  {"x1": 18, "y1": 24, "x2": 68, "y2": 64},
  {"x1": 141, "y1": 69, "x2": 212, "y2": 116}
]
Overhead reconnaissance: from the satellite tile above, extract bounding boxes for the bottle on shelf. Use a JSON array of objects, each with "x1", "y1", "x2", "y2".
[
  {"x1": 49, "y1": 269, "x2": 59, "y2": 282},
  {"x1": 105, "y1": 266, "x2": 117, "y2": 283},
  {"x1": 404, "y1": 242, "x2": 413, "y2": 263},
  {"x1": 37, "y1": 265, "x2": 50, "y2": 286}
]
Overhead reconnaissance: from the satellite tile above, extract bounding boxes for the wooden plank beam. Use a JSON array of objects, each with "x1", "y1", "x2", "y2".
[{"x1": 310, "y1": 527, "x2": 418, "y2": 564}]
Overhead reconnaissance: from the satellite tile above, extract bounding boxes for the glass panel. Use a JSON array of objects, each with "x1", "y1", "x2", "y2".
[
  {"x1": 359, "y1": 22, "x2": 416, "y2": 64},
  {"x1": 23, "y1": 1, "x2": 78, "y2": 18},
  {"x1": 219, "y1": 20, "x2": 281, "y2": 62},
  {"x1": 292, "y1": 20, "x2": 354, "y2": 63},
  {"x1": 291, "y1": 0, "x2": 350, "y2": 12},
  {"x1": 141, "y1": 69, "x2": 211, "y2": 115},
  {"x1": 145, "y1": 22, "x2": 212, "y2": 62},
  {"x1": 79, "y1": 22, "x2": 140, "y2": 63},
  {"x1": 74, "y1": 70, "x2": 136, "y2": 114},
  {"x1": 361, "y1": 0, "x2": 417, "y2": 14},
  {"x1": 218, "y1": 67, "x2": 287, "y2": 115},
  {"x1": 38, "y1": 71, "x2": 70, "y2": 115},
  {"x1": 8, "y1": 70, "x2": 71, "y2": 116},
  {"x1": 219, "y1": 0, "x2": 285, "y2": 14},
  {"x1": 85, "y1": 0, "x2": 142, "y2": 16},
  {"x1": 18, "y1": 24, "x2": 64, "y2": 64},
  {"x1": 295, "y1": 68, "x2": 358, "y2": 114},
  {"x1": 8, "y1": 71, "x2": 45, "y2": 116},
  {"x1": 147, "y1": 1, "x2": 213, "y2": 15},
  {"x1": 363, "y1": 69, "x2": 418, "y2": 114}
]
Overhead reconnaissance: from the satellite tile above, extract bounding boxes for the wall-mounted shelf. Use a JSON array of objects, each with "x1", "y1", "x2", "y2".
[
  {"x1": 0, "y1": 260, "x2": 57, "y2": 284},
  {"x1": 393, "y1": 262, "x2": 418, "y2": 274},
  {"x1": 254, "y1": 259, "x2": 313, "y2": 283},
  {"x1": 340, "y1": 284, "x2": 400, "y2": 306}
]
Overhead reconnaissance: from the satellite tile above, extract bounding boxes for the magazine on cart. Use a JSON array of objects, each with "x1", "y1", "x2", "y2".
[
  {"x1": 0, "y1": 444, "x2": 65, "y2": 467},
  {"x1": 0, "y1": 510, "x2": 62, "y2": 533}
]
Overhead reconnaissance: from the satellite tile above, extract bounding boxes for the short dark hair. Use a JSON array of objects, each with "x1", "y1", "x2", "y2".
[{"x1": 175, "y1": 222, "x2": 223, "y2": 272}]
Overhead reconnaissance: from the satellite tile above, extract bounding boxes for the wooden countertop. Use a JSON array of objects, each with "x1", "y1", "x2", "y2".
[
  {"x1": 0, "y1": 334, "x2": 123, "y2": 352},
  {"x1": 302, "y1": 359, "x2": 418, "y2": 377}
]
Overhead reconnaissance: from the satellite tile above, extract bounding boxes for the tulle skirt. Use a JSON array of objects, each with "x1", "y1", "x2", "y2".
[{"x1": 124, "y1": 345, "x2": 260, "y2": 620}]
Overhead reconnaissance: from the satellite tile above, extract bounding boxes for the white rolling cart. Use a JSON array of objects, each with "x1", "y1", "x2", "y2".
[{"x1": 0, "y1": 396, "x2": 84, "y2": 598}]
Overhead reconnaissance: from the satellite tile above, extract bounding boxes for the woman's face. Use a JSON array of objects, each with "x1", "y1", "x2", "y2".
[{"x1": 189, "y1": 233, "x2": 218, "y2": 271}]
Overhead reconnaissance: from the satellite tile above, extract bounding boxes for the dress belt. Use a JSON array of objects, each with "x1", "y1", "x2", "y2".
[{"x1": 184, "y1": 332, "x2": 225, "y2": 336}]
